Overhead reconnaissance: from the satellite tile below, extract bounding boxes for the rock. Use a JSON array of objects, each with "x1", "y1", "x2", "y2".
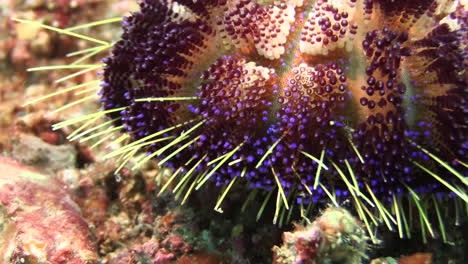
[
  {"x1": 371, "y1": 257, "x2": 398, "y2": 264},
  {"x1": 0, "y1": 156, "x2": 98, "y2": 264},
  {"x1": 398, "y1": 253, "x2": 432, "y2": 264},
  {"x1": 272, "y1": 207, "x2": 369, "y2": 264},
  {"x1": 11, "y1": 133, "x2": 77, "y2": 173}
]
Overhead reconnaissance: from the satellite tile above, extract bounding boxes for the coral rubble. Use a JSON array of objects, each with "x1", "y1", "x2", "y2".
[{"x1": 273, "y1": 207, "x2": 368, "y2": 264}]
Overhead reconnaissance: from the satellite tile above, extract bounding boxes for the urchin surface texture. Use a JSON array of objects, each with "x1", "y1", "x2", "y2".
[{"x1": 22, "y1": 0, "x2": 467, "y2": 242}]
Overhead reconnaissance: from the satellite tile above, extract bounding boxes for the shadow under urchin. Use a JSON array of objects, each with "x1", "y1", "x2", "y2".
[{"x1": 97, "y1": 0, "x2": 467, "y2": 241}]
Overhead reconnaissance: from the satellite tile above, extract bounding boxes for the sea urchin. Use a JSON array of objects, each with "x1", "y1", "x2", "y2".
[{"x1": 19, "y1": 0, "x2": 468, "y2": 243}]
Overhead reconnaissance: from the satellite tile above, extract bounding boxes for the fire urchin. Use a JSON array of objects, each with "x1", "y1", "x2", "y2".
[{"x1": 18, "y1": 0, "x2": 468, "y2": 243}]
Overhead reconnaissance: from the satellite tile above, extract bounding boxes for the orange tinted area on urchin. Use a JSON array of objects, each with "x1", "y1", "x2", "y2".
[{"x1": 100, "y1": 0, "x2": 467, "y2": 234}]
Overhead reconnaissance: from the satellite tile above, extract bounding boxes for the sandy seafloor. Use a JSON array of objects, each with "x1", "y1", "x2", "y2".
[{"x1": 0, "y1": 1, "x2": 466, "y2": 263}]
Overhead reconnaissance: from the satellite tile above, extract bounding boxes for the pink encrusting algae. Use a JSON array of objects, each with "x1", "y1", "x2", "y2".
[{"x1": 0, "y1": 156, "x2": 98, "y2": 263}]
